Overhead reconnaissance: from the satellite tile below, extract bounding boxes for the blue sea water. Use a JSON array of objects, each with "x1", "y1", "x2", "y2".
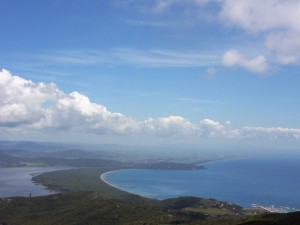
[
  {"x1": 104, "y1": 155, "x2": 300, "y2": 208},
  {"x1": 0, "y1": 167, "x2": 66, "y2": 197}
]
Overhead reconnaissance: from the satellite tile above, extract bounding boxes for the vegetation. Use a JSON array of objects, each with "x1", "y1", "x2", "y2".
[
  {"x1": 1, "y1": 141, "x2": 299, "y2": 224},
  {"x1": 33, "y1": 168, "x2": 155, "y2": 204},
  {"x1": 1, "y1": 192, "x2": 299, "y2": 225},
  {"x1": 0, "y1": 192, "x2": 203, "y2": 225}
]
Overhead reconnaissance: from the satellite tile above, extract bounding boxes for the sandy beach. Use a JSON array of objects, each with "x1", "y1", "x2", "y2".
[{"x1": 100, "y1": 169, "x2": 136, "y2": 190}]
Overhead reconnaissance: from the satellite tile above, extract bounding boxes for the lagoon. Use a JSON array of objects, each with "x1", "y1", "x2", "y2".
[
  {"x1": 103, "y1": 155, "x2": 300, "y2": 208},
  {"x1": 0, "y1": 167, "x2": 66, "y2": 198}
]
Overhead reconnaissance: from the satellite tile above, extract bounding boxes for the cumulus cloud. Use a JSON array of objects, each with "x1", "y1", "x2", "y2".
[
  {"x1": 144, "y1": 116, "x2": 197, "y2": 136},
  {"x1": 0, "y1": 69, "x2": 139, "y2": 134},
  {"x1": 221, "y1": 50, "x2": 269, "y2": 73},
  {"x1": 199, "y1": 119, "x2": 239, "y2": 138},
  {"x1": 0, "y1": 69, "x2": 300, "y2": 143},
  {"x1": 0, "y1": 69, "x2": 63, "y2": 127}
]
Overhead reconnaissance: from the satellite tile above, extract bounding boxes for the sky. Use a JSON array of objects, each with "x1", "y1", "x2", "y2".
[{"x1": 1, "y1": 0, "x2": 300, "y2": 150}]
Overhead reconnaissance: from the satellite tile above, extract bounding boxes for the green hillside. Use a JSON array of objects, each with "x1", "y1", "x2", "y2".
[
  {"x1": 1, "y1": 192, "x2": 299, "y2": 225},
  {"x1": 1, "y1": 143, "x2": 299, "y2": 225}
]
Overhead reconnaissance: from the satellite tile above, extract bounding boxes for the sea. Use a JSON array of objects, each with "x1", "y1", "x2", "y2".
[
  {"x1": 0, "y1": 167, "x2": 66, "y2": 198},
  {"x1": 103, "y1": 155, "x2": 300, "y2": 209}
]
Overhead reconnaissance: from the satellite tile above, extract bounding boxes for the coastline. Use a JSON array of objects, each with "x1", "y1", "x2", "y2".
[
  {"x1": 99, "y1": 157, "x2": 300, "y2": 211},
  {"x1": 100, "y1": 169, "x2": 157, "y2": 200},
  {"x1": 100, "y1": 169, "x2": 131, "y2": 190},
  {"x1": 0, "y1": 167, "x2": 65, "y2": 198}
]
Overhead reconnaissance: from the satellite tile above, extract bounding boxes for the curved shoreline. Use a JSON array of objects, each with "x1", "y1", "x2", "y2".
[
  {"x1": 100, "y1": 169, "x2": 156, "y2": 200},
  {"x1": 101, "y1": 156, "x2": 299, "y2": 209},
  {"x1": 100, "y1": 169, "x2": 131, "y2": 190}
]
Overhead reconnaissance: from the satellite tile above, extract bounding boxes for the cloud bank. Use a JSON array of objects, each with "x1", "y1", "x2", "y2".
[{"x1": 1, "y1": 69, "x2": 299, "y2": 144}]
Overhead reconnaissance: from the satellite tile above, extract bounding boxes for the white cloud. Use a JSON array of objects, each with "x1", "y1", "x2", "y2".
[
  {"x1": 221, "y1": 50, "x2": 269, "y2": 73},
  {"x1": 241, "y1": 126, "x2": 300, "y2": 140},
  {"x1": 125, "y1": 0, "x2": 300, "y2": 72},
  {"x1": 220, "y1": 0, "x2": 300, "y2": 68},
  {"x1": 220, "y1": 0, "x2": 300, "y2": 33},
  {"x1": 265, "y1": 31, "x2": 300, "y2": 64},
  {"x1": 0, "y1": 69, "x2": 139, "y2": 134},
  {"x1": 113, "y1": 0, "x2": 300, "y2": 73},
  {"x1": 41, "y1": 91, "x2": 141, "y2": 134},
  {"x1": 0, "y1": 103, "x2": 28, "y2": 126},
  {"x1": 199, "y1": 119, "x2": 239, "y2": 138},
  {"x1": 144, "y1": 116, "x2": 197, "y2": 136},
  {"x1": 0, "y1": 69, "x2": 299, "y2": 144},
  {"x1": 0, "y1": 69, "x2": 63, "y2": 127}
]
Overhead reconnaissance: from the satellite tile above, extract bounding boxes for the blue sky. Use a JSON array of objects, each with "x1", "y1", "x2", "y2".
[{"x1": 1, "y1": 0, "x2": 300, "y2": 150}]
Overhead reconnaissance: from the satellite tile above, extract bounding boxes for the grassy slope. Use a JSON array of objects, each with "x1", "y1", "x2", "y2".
[
  {"x1": 0, "y1": 192, "x2": 203, "y2": 225},
  {"x1": 1, "y1": 192, "x2": 299, "y2": 225}
]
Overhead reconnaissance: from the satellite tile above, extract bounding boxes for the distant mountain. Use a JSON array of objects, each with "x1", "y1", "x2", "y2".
[
  {"x1": 0, "y1": 153, "x2": 25, "y2": 167},
  {"x1": 0, "y1": 141, "x2": 70, "y2": 157},
  {"x1": 47, "y1": 149, "x2": 99, "y2": 159},
  {"x1": 0, "y1": 141, "x2": 128, "y2": 160}
]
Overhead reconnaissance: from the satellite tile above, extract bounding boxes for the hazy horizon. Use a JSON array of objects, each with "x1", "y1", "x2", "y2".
[{"x1": 1, "y1": 0, "x2": 300, "y2": 151}]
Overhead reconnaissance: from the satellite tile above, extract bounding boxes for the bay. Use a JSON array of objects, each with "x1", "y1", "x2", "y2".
[
  {"x1": 0, "y1": 167, "x2": 66, "y2": 197},
  {"x1": 103, "y1": 155, "x2": 300, "y2": 208}
]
